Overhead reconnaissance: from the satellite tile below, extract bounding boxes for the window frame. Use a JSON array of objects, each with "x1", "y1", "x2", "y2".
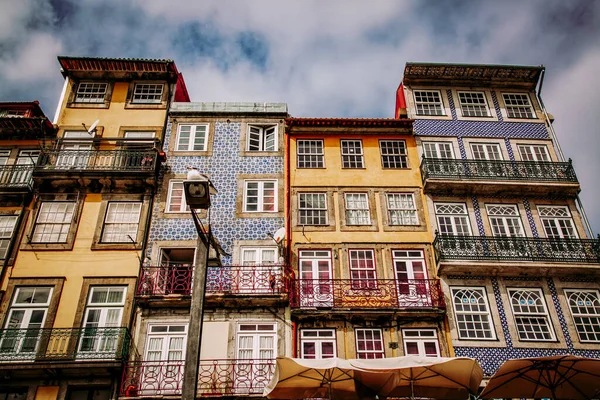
[
  {"x1": 298, "y1": 193, "x2": 328, "y2": 226},
  {"x1": 564, "y1": 289, "x2": 600, "y2": 343},
  {"x1": 297, "y1": 139, "x2": 325, "y2": 169},
  {"x1": 486, "y1": 204, "x2": 525, "y2": 238},
  {"x1": 175, "y1": 124, "x2": 209, "y2": 152},
  {"x1": 386, "y1": 193, "x2": 418, "y2": 226},
  {"x1": 74, "y1": 82, "x2": 109, "y2": 104},
  {"x1": 413, "y1": 90, "x2": 445, "y2": 116},
  {"x1": 470, "y1": 143, "x2": 503, "y2": 161},
  {"x1": 243, "y1": 180, "x2": 278, "y2": 213},
  {"x1": 422, "y1": 142, "x2": 454, "y2": 159},
  {"x1": 246, "y1": 124, "x2": 278, "y2": 152},
  {"x1": 434, "y1": 202, "x2": 472, "y2": 236},
  {"x1": 457, "y1": 91, "x2": 490, "y2": 117},
  {"x1": 300, "y1": 329, "x2": 337, "y2": 359},
  {"x1": 502, "y1": 93, "x2": 536, "y2": 119},
  {"x1": 131, "y1": 83, "x2": 165, "y2": 104},
  {"x1": 518, "y1": 144, "x2": 550, "y2": 162},
  {"x1": 379, "y1": 140, "x2": 408, "y2": 169},
  {"x1": 355, "y1": 328, "x2": 384, "y2": 359},
  {"x1": 507, "y1": 287, "x2": 556, "y2": 342},
  {"x1": 340, "y1": 139, "x2": 364, "y2": 169},
  {"x1": 31, "y1": 201, "x2": 76, "y2": 244},
  {"x1": 100, "y1": 202, "x2": 143, "y2": 243},
  {"x1": 450, "y1": 286, "x2": 497, "y2": 340},
  {"x1": 0, "y1": 215, "x2": 19, "y2": 260},
  {"x1": 348, "y1": 249, "x2": 377, "y2": 289},
  {"x1": 344, "y1": 193, "x2": 370, "y2": 226},
  {"x1": 166, "y1": 181, "x2": 188, "y2": 213},
  {"x1": 402, "y1": 329, "x2": 440, "y2": 357},
  {"x1": 537, "y1": 205, "x2": 578, "y2": 239}
]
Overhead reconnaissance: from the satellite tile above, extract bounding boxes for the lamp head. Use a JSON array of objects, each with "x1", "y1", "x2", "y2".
[{"x1": 184, "y1": 180, "x2": 211, "y2": 209}]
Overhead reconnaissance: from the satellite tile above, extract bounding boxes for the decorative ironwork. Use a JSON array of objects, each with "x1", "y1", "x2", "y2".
[
  {"x1": 120, "y1": 359, "x2": 275, "y2": 397},
  {"x1": 206, "y1": 265, "x2": 285, "y2": 295},
  {"x1": 0, "y1": 327, "x2": 132, "y2": 362},
  {"x1": 434, "y1": 235, "x2": 600, "y2": 263},
  {"x1": 420, "y1": 157, "x2": 578, "y2": 183},
  {"x1": 0, "y1": 165, "x2": 34, "y2": 190},
  {"x1": 137, "y1": 264, "x2": 193, "y2": 296},
  {"x1": 289, "y1": 279, "x2": 445, "y2": 309},
  {"x1": 36, "y1": 149, "x2": 157, "y2": 172}
]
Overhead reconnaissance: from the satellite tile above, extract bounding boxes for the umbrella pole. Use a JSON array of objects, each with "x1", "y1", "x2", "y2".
[{"x1": 410, "y1": 368, "x2": 414, "y2": 400}]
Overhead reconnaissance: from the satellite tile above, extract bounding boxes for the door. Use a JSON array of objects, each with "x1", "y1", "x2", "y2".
[
  {"x1": 13, "y1": 150, "x2": 38, "y2": 185},
  {"x1": 518, "y1": 144, "x2": 551, "y2": 178},
  {"x1": 158, "y1": 248, "x2": 195, "y2": 295},
  {"x1": 471, "y1": 143, "x2": 504, "y2": 177},
  {"x1": 392, "y1": 250, "x2": 430, "y2": 307},
  {"x1": 422, "y1": 142, "x2": 455, "y2": 175},
  {"x1": 58, "y1": 132, "x2": 93, "y2": 168},
  {"x1": 299, "y1": 250, "x2": 333, "y2": 308},
  {"x1": 240, "y1": 247, "x2": 277, "y2": 293},
  {"x1": 141, "y1": 324, "x2": 187, "y2": 395},
  {"x1": 235, "y1": 323, "x2": 276, "y2": 393}
]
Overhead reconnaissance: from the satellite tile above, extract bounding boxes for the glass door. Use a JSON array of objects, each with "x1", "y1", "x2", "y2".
[{"x1": 299, "y1": 250, "x2": 333, "y2": 307}]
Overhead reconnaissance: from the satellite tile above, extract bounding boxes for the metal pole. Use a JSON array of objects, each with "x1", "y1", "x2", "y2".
[{"x1": 182, "y1": 210, "x2": 209, "y2": 400}]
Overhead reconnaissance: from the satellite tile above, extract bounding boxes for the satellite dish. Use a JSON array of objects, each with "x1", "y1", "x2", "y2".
[
  {"x1": 273, "y1": 227, "x2": 285, "y2": 243},
  {"x1": 88, "y1": 119, "x2": 100, "y2": 134}
]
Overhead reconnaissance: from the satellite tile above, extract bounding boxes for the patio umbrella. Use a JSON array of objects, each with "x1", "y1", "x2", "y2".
[
  {"x1": 479, "y1": 355, "x2": 600, "y2": 400},
  {"x1": 350, "y1": 356, "x2": 483, "y2": 400}
]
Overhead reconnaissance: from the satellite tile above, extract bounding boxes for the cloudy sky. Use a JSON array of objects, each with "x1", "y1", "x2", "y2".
[{"x1": 1, "y1": 0, "x2": 599, "y2": 232}]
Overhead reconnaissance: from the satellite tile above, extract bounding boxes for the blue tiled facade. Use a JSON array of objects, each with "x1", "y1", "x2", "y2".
[{"x1": 148, "y1": 120, "x2": 284, "y2": 264}]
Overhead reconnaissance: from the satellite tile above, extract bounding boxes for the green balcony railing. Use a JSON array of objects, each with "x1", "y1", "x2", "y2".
[
  {"x1": 36, "y1": 149, "x2": 157, "y2": 173},
  {"x1": 434, "y1": 234, "x2": 600, "y2": 264},
  {"x1": 420, "y1": 157, "x2": 578, "y2": 184},
  {"x1": 0, "y1": 327, "x2": 132, "y2": 362},
  {"x1": 0, "y1": 165, "x2": 34, "y2": 191}
]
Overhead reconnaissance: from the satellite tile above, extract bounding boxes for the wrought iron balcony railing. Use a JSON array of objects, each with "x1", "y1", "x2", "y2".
[
  {"x1": 0, "y1": 327, "x2": 132, "y2": 363},
  {"x1": 0, "y1": 165, "x2": 34, "y2": 191},
  {"x1": 35, "y1": 149, "x2": 157, "y2": 172},
  {"x1": 289, "y1": 279, "x2": 445, "y2": 309},
  {"x1": 434, "y1": 235, "x2": 600, "y2": 263},
  {"x1": 136, "y1": 264, "x2": 286, "y2": 297},
  {"x1": 420, "y1": 157, "x2": 578, "y2": 183},
  {"x1": 120, "y1": 359, "x2": 275, "y2": 397}
]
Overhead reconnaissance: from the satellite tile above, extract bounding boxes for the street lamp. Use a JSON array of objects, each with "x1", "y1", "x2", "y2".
[{"x1": 181, "y1": 172, "x2": 216, "y2": 400}]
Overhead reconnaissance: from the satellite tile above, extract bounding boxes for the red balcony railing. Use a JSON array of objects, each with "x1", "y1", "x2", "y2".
[
  {"x1": 120, "y1": 359, "x2": 275, "y2": 397},
  {"x1": 136, "y1": 264, "x2": 193, "y2": 296},
  {"x1": 289, "y1": 279, "x2": 445, "y2": 309}
]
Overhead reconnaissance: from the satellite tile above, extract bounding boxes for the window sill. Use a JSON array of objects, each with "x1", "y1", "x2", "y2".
[
  {"x1": 236, "y1": 211, "x2": 283, "y2": 218},
  {"x1": 91, "y1": 242, "x2": 142, "y2": 250},
  {"x1": 124, "y1": 102, "x2": 167, "y2": 110},
  {"x1": 66, "y1": 101, "x2": 110, "y2": 109},
  {"x1": 21, "y1": 242, "x2": 74, "y2": 251},
  {"x1": 240, "y1": 150, "x2": 282, "y2": 157}
]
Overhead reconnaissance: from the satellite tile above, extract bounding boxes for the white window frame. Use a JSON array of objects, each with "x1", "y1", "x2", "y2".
[
  {"x1": 297, "y1": 140, "x2": 325, "y2": 168},
  {"x1": 0, "y1": 215, "x2": 18, "y2": 259},
  {"x1": 457, "y1": 91, "x2": 490, "y2": 117},
  {"x1": 145, "y1": 323, "x2": 188, "y2": 361},
  {"x1": 379, "y1": 140, "x2": 408, "y2": 169},
  {"x1": 101, "y1": 202, "x2": 142, "y2": 243},
  {"x1": 345, "y1": 193, "x2": 370, "y2": 225},
  {"x1": 175, "y1": 124, "x2": 208, "y2": 152},
  {"x1": 241, "y1": 247, "x2": 278, "y2": 265},
  {"x1": 124, "y1": 131, "x2": 156, "y2": 148},
  {"x1": 387, "y1": 193, "x2": 418, "y2": 226},
  {"x1": 402, "y1": 329, "x2": 440, "y2": 357},
  {"x1": 340, "y1": 140, "x2": 364, "y2": 168},
  {"x1": 503, "y1": 93, "x2": 535, "y2": 119},
  {"x1": 564, "y1": 289, "x2": 600, "y2": 343},
  {"x1": 300, "y1": 329, "x2": 336, "y2": 359},
  {"x1": 236, "y1": 322, "x2": 277, "y2": 360},
  {"x1": 75, "y1": 82, "x2": 108, "y2": 103},
  {"x1": 538, "y1": 206, "x2": 578, "y2": 239},
  {"x1": 486, "y1": 204, "x2": 525, "y2": 237},
  {"x1": 298, "y1": 193, "x2": 328, "y2": 226},
  {"x1": 423, "y1": 142, "x2": 454, "y2": 159},
  {"x1": 434, "y1": 203, "x2": 472, "y2": 236},
  {"x1": 132, "y1": 83, "x2": 164, "y2": 104},
  {"x1": 79, "y1": 286, "x2": 126, "y2": 355},
  {"x1": 470, "y1": 143, "x2": 503, "y2": 161},
  {"x1": 450, "y1": 287, "x2": 496, "y2": 340},
  {"x1": 247, "y1": 125, "x2": 277, "y2": 152},
  {"x1": 31, "y1": 201, "x2": 76, "y2": 243},
  {"x1": 243, "y1": 180, "x2": 277, "y2": 213},
  {"x1": 413, "y1": 90, "x2": 445, "y2": 116},
  {"x1": 348, "y1": 249, "x2": 376, "y2": 288},
  {"x1": 166, "y1": 181, "x2": 188, "y2": 213},
  {"x1": 518, "y1": 144, "x2": 550, "y2": 162},
  {"x1": 355, "y1": 328, "x2": 384, "y2": 359},
  {"x1": 507, "y1": 288, "x2": 555, "y2": 342}
]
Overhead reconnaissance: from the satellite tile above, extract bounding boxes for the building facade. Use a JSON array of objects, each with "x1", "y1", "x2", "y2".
[
  {"x1": 0, "y1": 57, "x2": 189, "y2": 400},
  {"x1": 120, "y1": 102, "x2": 289, "y2": 397},
  {"x1": 397, "y1": 62, "x2": 600, "y2": 376},
  {"x1": 285, "y1": 117, "x2": 448, "y2": 370}
]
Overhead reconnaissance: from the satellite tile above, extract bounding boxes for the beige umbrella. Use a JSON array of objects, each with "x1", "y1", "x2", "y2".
[{"x1": 479, "y1": 355, "x2": 600, "y2": 400}]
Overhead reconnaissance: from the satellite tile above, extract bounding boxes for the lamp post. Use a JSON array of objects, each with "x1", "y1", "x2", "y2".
[{"x1": 181, "y1": 176, "x2": 215, "y2": 400}]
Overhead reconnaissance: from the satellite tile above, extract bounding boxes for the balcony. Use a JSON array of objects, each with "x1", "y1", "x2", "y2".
[
  {"x1": 289, "y1": 279, "x2": 445, "y2": 312},
  {"x1": 0, "y1": 165, "x2": 34, "y2": 193},
  {"x1": 420, "y1": 157, "x2": 580, "y2": 196},
  {"x1": 434, "y1": 235, "x2": 600, "y2": 274},
  {"x1": 0, "y1": 327, "x2": 132, "y2": 363},
  {"x1": 120, "y1": 359, "x2": 275, "y2": 397}
]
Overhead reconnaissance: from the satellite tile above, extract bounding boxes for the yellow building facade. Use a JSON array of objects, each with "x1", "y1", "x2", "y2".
[{"x1": 0, "y1": 57, "x2": 189, "y2": 400}]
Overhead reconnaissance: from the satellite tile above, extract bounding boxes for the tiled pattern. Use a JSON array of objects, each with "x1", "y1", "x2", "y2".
[
  {"x1": 447, "y1": 89, "x2": 457, "y2": 120},
  {"x1": 471, "y1": 196, "x2": 485, "y2": 236},
  {"x1": 504, "y1": 137, "x2": 515, "y2": 161},
  {"x1": 149, "y1": 121, "x2": 284, "y2": 264},
  {"x1": 457, "y1": 137, "x2": 467, "y2": 159},
  {"x1": 491, "y1": 277, "x2": 513, "y2": 347},
  {"x1": 522, "y1": 198, "x2": 539, "y2": 238},
  {"x1": 546, "y1": 277, "x2": 574, "y2": 350},
  {"x1": 413, "y1": 120, "x2": 548, "y2": 139},
  {"x1": 490, "y1": 91, "x2": 503, "y2": 121},
  {"x1": 447, "y1": 275, "x2": 487, "y2": 280}
]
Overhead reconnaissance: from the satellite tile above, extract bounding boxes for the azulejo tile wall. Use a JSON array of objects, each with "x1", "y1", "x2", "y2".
[{"x1": 149, "y1": 121, "x2": 284, "y2": 264}]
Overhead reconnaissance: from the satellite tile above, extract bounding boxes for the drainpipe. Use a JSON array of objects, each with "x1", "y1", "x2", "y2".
[{"x1": 535, "y1": 67, "x2": 595, "y2": 237}]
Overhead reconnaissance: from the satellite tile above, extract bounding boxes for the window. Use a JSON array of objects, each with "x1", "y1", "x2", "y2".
[
  {"x1": 518, "y1": 144, "x2": 550, "y2": 162},
  {"x1": 414, "y1": 90, "x2": 444, "y2": 116},
  {"x1": 503, "y1": 93, "x2": 535, "y2": 119},
  {"x1": 349, "y1": 249, "x2": 376, "y2": 289},
  {"x1": 538, "y1": 206, "x2": 578, "y2": 239},
  {"x1": 486, "y1": 204, "x2": 525, "y2": 237},
  {"x1": 508, "y1": 288, "x2": 555, "y2": 341},
  {"x1": 241, "y1": 247, "x2": 277, "y2": 265},
  {"x1": 132, "y1": 83, "x2": 164, "y2": 104},
  {"x1": 379, "y1": 140, "x2": 408, "y2": 168},
  {"x1": 123, "y1": 131, "x2": 155, "y2": 148},
  {"x1": 79, "y1": 286, "x2": 126, "y2": 355},
  {"x1": 355, "y1": 328, "x2": 384, "y2": 359},
  {"x1": 451, "y1": 287, "x2": 496, "y2": 340},
  {"x1": 387, "y1": 193, "x2": 418, "y2": 225},
  {"x1": 345, "y1": 193, "x2": 370, "y2": 225},
  {"x1": 423, "y1": 142, "x2": 454, "y2": 159},
  {"x1": 471, "y1": 143, "x2": 503, "y2": 160},
  {"x1": 435, "y1": 203, "x2": 472, "y2": 235},
  {"x1": 32, "y1": 202, "x2": 75, "y2": 243},
  {"x1": 299, "y1": 250, "x2": 333, "y2": 308},
  {"x1": 75, "y1": 82, "x2": 108, "y2": 103},
  {"x1": 392, "y1": 250, "x2": 427, "y2": 298},
  {"x1": 297, "y1": 140, "x2": 324, "y2": 168},
  {"x1": 458, "y1": 91, "x2": 489, "y2": 117},
  {"x1": 166, "y1": 181, "x2": 187, "y2": 213},
  {"x1": 565, "y1": 290, "x2": 600, "y2": 343},
  {"x1": 101, "y1": 202, "x2": 142, "y2": 243},
  {"x1": 0, "y1": 216, "x2": 18, "y2": 259},
  {"x1": 298, "y1": 193, "x2": 327, "y2": 225},
  {"x1": 301, "y1": 329, "x2": 336, "y2": 359},
  {"x1": 236, "y1": 323, "x2": 277, "y2": 360},
  {"x1": 244, "y1": 180, "x2": 277, "y2": 212},
  {"x1": 4, "y1": 110, "x2": 27, "y2": 117},
  {"x1": 247, "y1": 125, "x2": 277, "y2": 151},
  {"x1": 341, "y1": 140, "x2": 364, "y2": 168},
  {"x1": 402, "y1": 329, "x2": 440, "y2": 357},
  {"x1": 145, "y1": 323, "x2": 187, "y2": 361},
  {"x1": 175, "y1": 124, "x2": 208, "y2": 151}
]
